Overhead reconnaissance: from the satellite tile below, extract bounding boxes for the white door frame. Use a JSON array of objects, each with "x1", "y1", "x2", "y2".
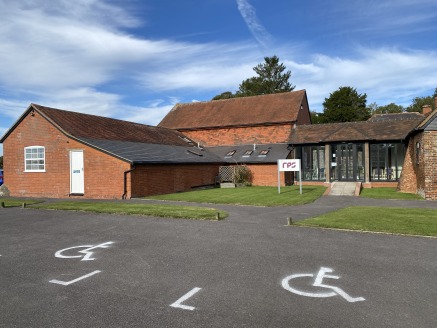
[{"x1": 70, "y1": 150, "x2": 84, "y2": 194}]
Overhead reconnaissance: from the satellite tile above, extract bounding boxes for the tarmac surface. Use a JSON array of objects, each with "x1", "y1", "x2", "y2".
[{"x1": 1, "y1": 195, "x2": 436, "y2": 327}]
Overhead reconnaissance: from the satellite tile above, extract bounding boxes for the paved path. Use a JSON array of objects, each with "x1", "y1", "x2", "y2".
[{"x1": 328, "y1": 182, "x2": 357, "y2": 196}]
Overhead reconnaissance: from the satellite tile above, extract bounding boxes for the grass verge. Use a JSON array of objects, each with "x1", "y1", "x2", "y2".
[
  {"x1": 31, "y1": 201, "x2": 228, "y2": 220},
  {"x1": 295, "y1": 206, "x2": 437, "y2": 237},
  {"x1": 0, "y1": 198, "x2": 44, "y2": 208},
  {"x1": 146, "y1": 186, "x2": 327, "y2": 206},
  {"x1": 360, "y1": 188, "x2": 422, "y2": 200}
]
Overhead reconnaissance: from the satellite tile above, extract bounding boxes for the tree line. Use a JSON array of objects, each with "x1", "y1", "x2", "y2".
[{"x1": 214, "y1": 56, "x2": 437, "y2": 124}]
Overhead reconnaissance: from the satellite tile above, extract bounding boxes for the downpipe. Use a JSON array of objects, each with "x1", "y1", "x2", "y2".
[{"x1": 122, "y1": 165, "x2": 136, "y2": 200}]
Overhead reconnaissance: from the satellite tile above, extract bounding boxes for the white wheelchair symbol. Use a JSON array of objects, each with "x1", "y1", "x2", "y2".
[
  {"x1": 54, "y1": 242, "x2": 114, "y2": 261},
  {"x1": 282, "y1": 267, "x2": 365, "y2": 303}
]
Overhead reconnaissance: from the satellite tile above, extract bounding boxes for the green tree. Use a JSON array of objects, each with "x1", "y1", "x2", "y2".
[
  {"x1": 371, "y1": 102, "x2": 405, "y2": 115},
  {"x1": 321, "y1": 87, "x2": 369, "y2": 123},
  {"x1": 406, "y1": 87, "x2": 437, "y2": 113},
  {"x1": 310, "y1": 111, "x2": 324, "y2": 124},
  {"x1": 212, "y1": 56, "x2": 294, "y2": 100},
  {"x1": 212, "y1": 91, "x2": 235, "y2": 100}
]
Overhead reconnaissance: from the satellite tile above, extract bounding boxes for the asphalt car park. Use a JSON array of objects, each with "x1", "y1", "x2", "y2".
[{"x1": 0, "y1": 201, "x2": 436, "y2": 328}]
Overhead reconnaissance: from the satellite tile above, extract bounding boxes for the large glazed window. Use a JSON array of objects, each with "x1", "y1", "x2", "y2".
[
  {"x1": 370, "y1": 143, "x2": 405, "y2": 181},
  {"x1": 297, "y1": 145, "x2": 325, "y2": 181},
  {"x1": 24, "y1": 146, "x2": 45, "y2": 172}
]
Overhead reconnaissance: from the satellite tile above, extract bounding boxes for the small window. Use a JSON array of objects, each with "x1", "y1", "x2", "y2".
[
  {"x1": 258, "y1": 150, "x2": 269, "y2": 157},
  {"x1": 416, "y1": 142, "x2": 421, "y2": 165},
  {"x1": 24, "y1": 146, "x2": 45, "y2": 172},
  {"x1": 242, "y1": 150, "x2": 253, "y2": 157},
  {"x1": 225, "y1": 150, "x2": 236, "y2": 157}
]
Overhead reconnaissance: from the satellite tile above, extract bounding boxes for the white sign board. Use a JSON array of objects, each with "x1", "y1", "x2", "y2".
[
  {"x1": 277, "y1": 159, "x2": 302, "y2": 194},
  {"x1": 278, "y1": 159, "x2": 300, "y2": 171}
]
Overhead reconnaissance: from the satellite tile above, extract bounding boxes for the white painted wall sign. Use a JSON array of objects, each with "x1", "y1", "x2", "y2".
[
  {"x1": 282, "y1": 267, "x2": 365, "y2": 303},
  {"x1": 170, "y1": 287, "x2": 202, "y2": 311}
]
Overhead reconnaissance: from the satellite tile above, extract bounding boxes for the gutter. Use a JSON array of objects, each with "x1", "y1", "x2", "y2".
[{"x1": 122, "y1": 165, "x2": 136, "y2": 199}]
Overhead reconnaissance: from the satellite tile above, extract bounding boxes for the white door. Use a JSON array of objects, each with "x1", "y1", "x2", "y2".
[{"x1": 70, "y1": 150, "x2": 84, "y2": 194}]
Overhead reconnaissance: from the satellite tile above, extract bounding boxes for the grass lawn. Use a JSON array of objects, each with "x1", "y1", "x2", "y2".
[
  {"x1": 30, "y1": 201, "x2": 228, "y2": 220},
  {"x1": 0, "y1": 198, "x2": 44, "y2": 208},
  {"x1": 360, "y1": 188, "x2": 422, "y2": 200},
  {"x1": 146, "y1": 186, "x2": 327, "y2": 206},
  {"x1": 295, "y1": 206, "x2": 437, "y2": 237}
]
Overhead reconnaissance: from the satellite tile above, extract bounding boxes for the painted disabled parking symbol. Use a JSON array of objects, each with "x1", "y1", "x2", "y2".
[
  {"x1": 282, "y1": 267, "x2": 365, "y2": 303},
  {"x1": 54, "y1": 242, "x2": 114, "y2": 261}
]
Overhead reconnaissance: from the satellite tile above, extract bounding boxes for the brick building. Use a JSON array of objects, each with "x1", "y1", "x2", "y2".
[
  {"x1": 1, "y1": 90, "x2": 436, "y2": 199},
  {"x1": 0, "y1": 104, "x2": 221, "y2": 199},
  {"x1": 158, "y1": 90, "x2": 311, "y2": 186}
]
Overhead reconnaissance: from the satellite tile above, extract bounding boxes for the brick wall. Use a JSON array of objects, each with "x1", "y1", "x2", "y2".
[
  {"x1": 396, "y1": 131, "x2": 437, "y2": 199},
  {"x1": 245, "y1": 164, "x2": 292, "y2": 186},
  {"x1": 130, "y1": 164, "x2": 220, "y2": 197},
  {"x1": 397, "y1": 133, "x2": 422, "y2": 195},
  {"x1": 182, "y1": 124, "x2": 292, "y2": 147},
  {"x1": 423, "y1": 131, "x2": 437, "y2": 199},
  {"x1": 3, "y1": 111, "x2": 130, "y2": 199}
]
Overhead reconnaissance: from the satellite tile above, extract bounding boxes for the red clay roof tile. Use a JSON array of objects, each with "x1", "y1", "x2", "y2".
[
  {"x1": 289, "y1": 115, "x2": 424, "y2": 144},
  {"x1": 158, "y1": 90, "x2": 307, "y2": 130},
  {"x1": 32, "y1": 104, "x2": 192, "y2": 146}
]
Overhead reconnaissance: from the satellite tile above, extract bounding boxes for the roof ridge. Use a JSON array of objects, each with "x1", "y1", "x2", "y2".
[
  {"x1": 31, "y1": 103, "x2": 165, "y2": 130},
  {"x1": 320, "y1": 124, "x2": 369, "y2": 142},
  {"x1": 175, "y1": 89, "x2": 306, "y2": 107}
]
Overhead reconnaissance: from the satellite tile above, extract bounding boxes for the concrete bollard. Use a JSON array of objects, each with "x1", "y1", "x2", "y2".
[
  {"x1": 22, "y1": 203, "x2": 26, "y2": 208},
  {"x1": 287, "y1": 217, "x2": 293, "y2": 225},
  {"x1": 216, "y1": 212, "x2": 220, "y2": 220},
  {"x1": 0, "y1": 202, "x2": 5, "y2": 208}
]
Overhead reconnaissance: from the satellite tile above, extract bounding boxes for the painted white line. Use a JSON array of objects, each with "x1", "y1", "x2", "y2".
[
  {"x1": 55, "y1": 242, "x2": 114, "y2": 261},
  {"x1": 49, "y1": 270, "x2": 102, "y2": 286},
  {"x1": 170, "y1": 287, "x2": 202, "y2": 311}
]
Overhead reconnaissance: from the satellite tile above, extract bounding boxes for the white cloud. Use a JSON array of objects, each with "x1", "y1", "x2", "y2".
[
  {"x1": 0, "y1": 0, "x2": 436, "y2": 128},
  {"x1": 235, "y1": 0, "x2": 272, "y2": 49},
  {"x1": 121, "y1": 98, "x2": 181, "y2": 126},
  {"x1": 140, "y1": 61, "x2": 254, "y2": 92},
  {"x1": 288, "y1": 47, "x2": 437, "y2": 111}
]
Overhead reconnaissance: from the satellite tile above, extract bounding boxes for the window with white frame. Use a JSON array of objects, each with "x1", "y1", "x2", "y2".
[{"x1": 24, "y1": 146, "x2": 45, "y2": 172}]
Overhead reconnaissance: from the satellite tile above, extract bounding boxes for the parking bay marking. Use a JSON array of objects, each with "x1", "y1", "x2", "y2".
[
  {"x1": 282, "y1": 267, "x2": 365, "y2": 303},
  {"x1": 170, "y1": 287, "x2": 202, "y2": 311},
  {"x1": 49, "y1": 270, "x2": 102, "y2": 286},
  {"x1": 55, "y1": 241, "x2": 114, "y2": 261}
]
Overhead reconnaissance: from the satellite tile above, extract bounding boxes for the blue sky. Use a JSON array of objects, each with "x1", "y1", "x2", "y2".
[{"x1": 1, "y1": 0, "x2": 437, "y2": 156}]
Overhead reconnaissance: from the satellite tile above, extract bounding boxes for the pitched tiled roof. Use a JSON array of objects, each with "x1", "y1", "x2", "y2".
[
  {"x1": 32, "y1": 104, "x2": 191, "y2": 146},
  {"x1": 158, "y1": 90, "x2": 307, "y2": 130},
  {"x1": 289, "y1": 116, "x2": 424, "y2": 144},
  {"x1": 368, "y1": 112, "x2": 424, "y2": 122},
  {"x1": 1, "y1": 104, "x2": 220, "y2": 164}
]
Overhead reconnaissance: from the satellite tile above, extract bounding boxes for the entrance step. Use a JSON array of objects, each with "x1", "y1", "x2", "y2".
[{"x1": 329, "y1": 182, "x2": 361, "y2": 196}]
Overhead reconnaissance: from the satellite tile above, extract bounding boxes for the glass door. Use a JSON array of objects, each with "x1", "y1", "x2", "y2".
[{"x1": 331, "y1": 143, "x2": 364, "y2": 181}]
